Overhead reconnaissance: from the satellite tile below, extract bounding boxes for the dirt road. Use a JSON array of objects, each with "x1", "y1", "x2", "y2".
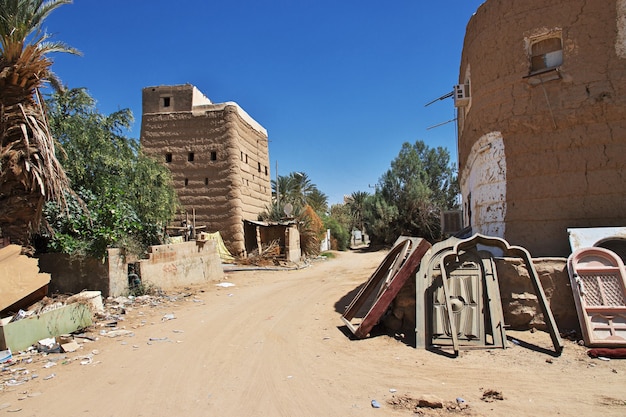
[{"x1": 1, "y1": 249, "x2": 626, "y2": 416}]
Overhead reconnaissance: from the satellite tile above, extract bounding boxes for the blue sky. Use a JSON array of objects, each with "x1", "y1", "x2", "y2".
[{"x1": 45, "y1": 0, "x2": 484, "y2": 205}]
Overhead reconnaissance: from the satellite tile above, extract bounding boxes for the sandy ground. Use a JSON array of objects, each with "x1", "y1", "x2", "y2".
[{"x1": 1, "y1": 248, "x2": 626, "y2": 417}]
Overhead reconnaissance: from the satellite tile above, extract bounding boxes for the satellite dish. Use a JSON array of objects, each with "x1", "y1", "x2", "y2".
[{"x1": 284, "y1": 203, "x2": 293, "y2": 217}]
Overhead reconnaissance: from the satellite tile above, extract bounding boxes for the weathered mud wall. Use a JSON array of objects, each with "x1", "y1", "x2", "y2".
[
  {"x1": 140, "y1": 85, "x2": 272, "y2": 256},
  {"x1": 458, "y1": 0, "x2": 626, "y2": 256}
]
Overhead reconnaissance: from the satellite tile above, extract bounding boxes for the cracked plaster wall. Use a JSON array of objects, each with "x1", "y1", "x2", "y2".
[
  {"x1": 458, "y1": 0, "x2": 626, "y2": 256},
  {"x1": 460, "y1": 132, "x2": 507, "y2": 238}
]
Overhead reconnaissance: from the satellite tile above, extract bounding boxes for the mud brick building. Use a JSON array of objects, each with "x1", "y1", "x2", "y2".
[
  {"x1": 140, "y1": 84, "x2": 272, "y2": 256},
  {"x1": 456, "y1": 0, "x2": 626, "y2": 256}
]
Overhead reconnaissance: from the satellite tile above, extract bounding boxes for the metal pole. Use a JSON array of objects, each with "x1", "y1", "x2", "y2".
[{"x1": 275, "y1": 160, "x2": 279, "y2": 206}]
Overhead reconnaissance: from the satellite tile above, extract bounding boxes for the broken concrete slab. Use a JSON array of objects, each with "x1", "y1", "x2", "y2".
[{"x1": 0, "y1": 245, "x2": 50, "y2": 313}]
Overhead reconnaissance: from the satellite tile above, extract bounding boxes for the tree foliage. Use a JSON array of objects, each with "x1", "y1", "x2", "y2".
[
  {"x1": 363, "y1": 140, "x2": 459, "y2": 244},
  {"x1": 271, "y1": 171, "x2": 328, "y2": 215},
  {"x1": 0, "y1": 0, "x2": 77, "y2": 245},
  {"x1": 325, "y1": 204, "x2": 351, "y2": 251},
  {"x1": 39, "y1": 88, "x2": 178, "y2": 257},
  {"x1": 262, "y1": 171, "x2": 330, "y2": 255}
]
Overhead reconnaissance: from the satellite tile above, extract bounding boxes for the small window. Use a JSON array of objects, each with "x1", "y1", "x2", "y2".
[
  {"x1": 165, "y1": 153, "x2": 172, "y2": 163},
  {"x1": 204, "y1": 178, "x2": 209, "y2": 186},
  {"x1": 211, "y1": 151, "x2": 217, "y2": 161},
  {"x1": 530, "y1": 36, "x2": 562, "y2": 73},
  {"x1": 245, "y1": 154, "x2": 248, "y2": 163},
  {"x1": 264, "y1": 166, "x2": 268, "y2": 176},
  {"x1": 184, "y1": 178, "x2": 189, "y2": 186},
  {"x1": 240, "y1": 151, "x2": 244, "y2": 161},
  {"x1": 188, "y1": 152, "x2": 194, "y2": 162},
  {"x1": 162, "y1": 97, "x2": 171, "y2": 107},
  {"x1": 258, "y1": 162, "x2": 261, "y2": 172}
]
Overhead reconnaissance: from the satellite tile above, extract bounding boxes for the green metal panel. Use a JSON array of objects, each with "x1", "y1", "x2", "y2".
[{"x1": 0, "y1": 303, "x2": 93, "y2": 351}]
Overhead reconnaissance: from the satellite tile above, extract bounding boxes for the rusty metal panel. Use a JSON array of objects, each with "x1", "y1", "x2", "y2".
[{"x1": 342, "y1": 239, "x2": 431, "y2": 339}]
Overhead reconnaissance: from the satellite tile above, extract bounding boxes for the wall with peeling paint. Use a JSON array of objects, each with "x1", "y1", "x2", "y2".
[
  {"x1": 460, "y1": 132, "x2": 507, "y2": 238},
  {"x1": 140, "y1": 85, "x2": 272, "y2": 257},
  {"x1": 458, "y1": 0, "x2": 626, "y2": 256}
]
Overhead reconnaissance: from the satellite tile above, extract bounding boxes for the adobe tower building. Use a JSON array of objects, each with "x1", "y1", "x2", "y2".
[
  {"x1": 140, "y1": 84, "x2": 272, "y2": 256},
  {"x1": 456, "y1": 0, "x2": 626, "y2": 256}
]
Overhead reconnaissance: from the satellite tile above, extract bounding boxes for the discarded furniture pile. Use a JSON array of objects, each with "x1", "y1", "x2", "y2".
[
  {"x1": 342, "y1": 234, "x2": 564, "y2": 356},
  {"x1": 0, "y1": 244, "x2": 100, "y2": 358}
]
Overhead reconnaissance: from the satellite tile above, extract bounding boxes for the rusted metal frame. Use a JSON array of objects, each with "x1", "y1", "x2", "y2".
[
  {"x1": 342, "y1": 239, "x2": 431, "y2": 338},
  {"x1": 481, "y1": 254, "x2": 507, "y2": 349},
  {"x1": 342, "y1": 239, "x2": 411, "y2": 330},
  {"x1": 438, "y1": 255, "x2": 461, "y2": 354},
  {"x1": 451, "y1": 234, "x2": 564, "y2": 355},
  {"x1": 375, "y1": 240, "x2": 412, "y2": 300},
  {"x1": 415, "y1": 239, "x2": 460, "y2": 348}
]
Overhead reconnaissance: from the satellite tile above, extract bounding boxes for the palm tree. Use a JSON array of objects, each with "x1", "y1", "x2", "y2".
[
  {"x1": 346, "y1": 191, "x2": 369, "y2": 233},
  {"x1": 0, "y1": 0, "x2": 77, "y2": 246},
  {"x1": 306, "y1": 188, "x2": 328, "y2": 215}
]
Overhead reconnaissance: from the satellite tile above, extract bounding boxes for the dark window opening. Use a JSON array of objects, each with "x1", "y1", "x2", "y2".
[
  {"x1": 184, "y1": 178, "x2": 189, "y2": 186},
  {"x1": 264, "y1": 166, "x2": 268, "y2": 175},
  {"x1": 258, "y1": 162, "x2": 261, "y2": 172},
  {"x1": 162, "y1": 97, "x2": 171, "y2": 107},
  {"x1": 530, "y1": 37, "x2": 562, "y2": 73},
  {"x1": 188, "y1": 152, "x2": 194, "y2": 162},
  {"x1": 204, "y1": 177, "x2": 209, "y2": 186},
  {"x1": 211, "y1": 151, "x2": 217, "y2": 161},
  {"x1": 245, "y1": 154, "x2": 248, "y2": 163},
  {"x1": 165, "y1": 153, "x2": 172, "y2": 163}
]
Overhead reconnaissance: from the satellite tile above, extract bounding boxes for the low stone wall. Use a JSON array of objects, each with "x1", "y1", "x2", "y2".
[
  {"x1": 385, "y1": 257, "x2": 579, "y2": 336},
  {"x1": 38, "y1": 253, "x2": 111, "y2": 297},
  {"x1": 137, "y1": 240, "x2": 224, "y2": 290},
  {"x1": 38, "y1": 240, "x2": 223, "y2": 298}
]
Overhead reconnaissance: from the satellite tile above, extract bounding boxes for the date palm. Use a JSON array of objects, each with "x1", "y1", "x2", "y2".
[{"x1": 0, "y1": 0, "x2": 77, "y2": 246}]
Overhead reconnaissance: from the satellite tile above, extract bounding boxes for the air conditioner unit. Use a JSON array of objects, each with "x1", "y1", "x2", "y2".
[{"x1": 453, "y1": 83, "x2": 470, "y2": 107}]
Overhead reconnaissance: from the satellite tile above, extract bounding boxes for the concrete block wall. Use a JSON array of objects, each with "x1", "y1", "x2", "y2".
[{"x1": 137, "y1": 240, "x2": 223, "y2": 289}]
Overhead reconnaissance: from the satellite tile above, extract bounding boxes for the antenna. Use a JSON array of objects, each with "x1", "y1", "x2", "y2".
[
  {"x1": 427, "y1": 118, "x2": 457, "y2": 130},
  {"x1": 424, "y1": 90, "x2": 454, "y2": 107}
]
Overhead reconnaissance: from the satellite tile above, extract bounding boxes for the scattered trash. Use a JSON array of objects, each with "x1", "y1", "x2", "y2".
[
  {"x1": 43, "y1": 373, "x2": 56, "y2": 380},
  {"x1": 371, "y1": 399, "x2": 381, "y2": 408},
  {"x1": 389, "y1": 388, "x2": 397, "y2": 393},
  {"x1": 162, "y1": 313, "x2": 176, "y2": 321},
  {"x1": 42, "y1": 362, "x2": 57, "y2": 369},
  {"x1": 61, "y1": 341, "x2": 80, "y2": 353},
  {"x1": 8, "y1": 310, "x2": 27, "y2": 323},
  {"x1": 79, "y1": 355, "x2": 93, "y2": 365},
  {"x1": 148, "y1": 337, "x2": 169, "y2": 342},
  {"x1": 456, "y1": 397, "x2": 466, "y2": 405},
  {"x1": 103, "y1": 330, "x2": 134, "y2": 338},
  {"x1": 0, "y1": 349, "x2": 12, "y2": 363},
  {"x1": 216, "y1": 282, "x2": 235, "y2": 288},
  {"x1": 598, "y1": 356, "x2": 611, "y2": 361},
  {"x1": 510, "y1": 339, "x2": 520, "y2": 346}
]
